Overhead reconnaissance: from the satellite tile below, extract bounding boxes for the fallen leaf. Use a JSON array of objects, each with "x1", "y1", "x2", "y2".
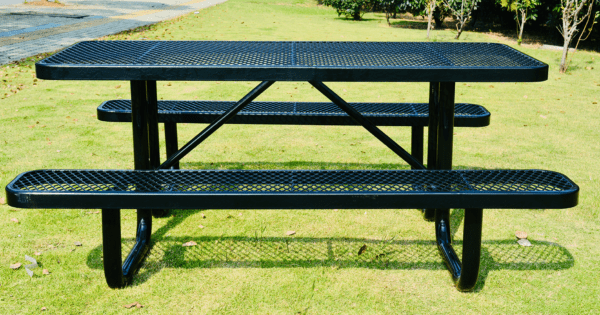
[
  {"x1": 10, "y1": 218, "x2": 18, "y2": 223},
  {"x1": 34, "y1": 252, "x2": 41, "y2": 256},
  {"x1": 200, "y1": 213, "x2": 206, "y2": 218},
  {"x1": 123, "y1": 302, "x2": 143, "y2": 309},
  {"x1": 540, "y1": 115, "x2": 547, "y2": 119},
  {"x1": 0, "y1": 197, "x2": 5, "y2": 204},
  {"x1": 43, "y1": 269, "x2": 50, "y2": 275},
  {"x1": 373, "y1": 253, "x2": 386, "y2": 260},
  {"x1": 585, "y1": 66, "x2": 593, "y2": 70},
  {"x1": 515, "y1": 231, "x2": 528, "y2": 239},
  {"x1": 114, "y1": 85, "x2": 121, "y2": 89},
  {"x1": 286, "y1": 231, "x2": 296, "y2": 236},
  {"x1": 87, "y1": 211, "x2": 100, "y2": 214},
  {"x1": 41, "y1": 307, "x2": 47, "y2": 311},
  {"x1": 198, "y1": 224, "x2": 205, "y2": 229},
  {"x1": 523, "y1": 95, "x2": 528, "y2": 99},
  {"x1": 517, "y1": 239, "x2": 532, "y2": 247},
  {"x1": 358, "y1": 244, "x2": 367, "y2": 256},
  {"x1": 10, "y1": 263, "x2": 21, "y2": 270},
  {"x1": 74, "y1": 241, "x2": 82, "y2": 246},
  {"x1": 182, "y1": 241, "x2": 197, "y2": 247}
]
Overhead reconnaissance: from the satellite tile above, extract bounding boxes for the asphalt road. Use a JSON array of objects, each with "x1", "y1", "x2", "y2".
[{"x1": 0, "y1": 0, "x2": 228, "y2": 65}]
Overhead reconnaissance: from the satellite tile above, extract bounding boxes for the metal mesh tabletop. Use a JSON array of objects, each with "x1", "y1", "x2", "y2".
[
  {"x1": 97, "y1": 100, "x2": 490, "y2": 127},
  {"x1": 36, "y1": 41, "x2": 548, "y2": 82},
  {"x1": 6, "y1": 169, "x2": 578, "y2": 210}
]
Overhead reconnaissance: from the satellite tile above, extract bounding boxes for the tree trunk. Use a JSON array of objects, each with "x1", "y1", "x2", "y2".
[
  {"x1": 455, "y1": 19, "x2": 467, "y2": 40},
  {"x1": 559, "y1": 37, "x2": 571, "y2": 73},
  {"x1": 353, "y1": 10, "x2": 361, "y2": 21},
  {"x1": 427, "y1": 9, "x2": 434, "y2": 39},
  {"x1": 455, "y1": 28, "x2": 463, "y2": 40},
  {"x1": 518, "y1": 10, "x2": 526, "y2": 45}
]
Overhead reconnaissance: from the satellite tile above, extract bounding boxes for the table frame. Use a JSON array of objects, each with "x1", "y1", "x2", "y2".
[{"x1": 102, "y1": 79, "x2": 474, "y2": 289}]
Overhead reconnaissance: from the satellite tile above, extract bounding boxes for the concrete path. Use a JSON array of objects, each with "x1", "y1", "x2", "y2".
[{"x1": 0, "y1": 0, "x2": 228, "y2": 65}]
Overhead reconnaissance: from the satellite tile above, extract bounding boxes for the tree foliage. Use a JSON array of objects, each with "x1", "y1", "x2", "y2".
[
  {"x1": 441, "y1": 0, "x2": 482, "y2": 39},
  {"x1": 497, "y1": 0, "x2": 541, "y2": 44}
]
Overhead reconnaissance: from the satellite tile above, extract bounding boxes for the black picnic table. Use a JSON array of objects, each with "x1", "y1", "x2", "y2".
[
  {"x1": 36, "y1": 40, "x2": 550, "y2": 217},
  {"x1": 7, "y1": 40, "x2": 577, "y2": 291}
]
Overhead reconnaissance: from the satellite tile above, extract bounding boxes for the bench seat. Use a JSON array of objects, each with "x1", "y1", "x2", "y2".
[
  {"x1": 6, "y1": 169, "x2": 577, "y2": 210},
  {"x1": 5, "y1": 168, "x2": 579, "y2": 291},
  {"x1": 97, "y1": 100, "x2": 491, "y2": 126}
]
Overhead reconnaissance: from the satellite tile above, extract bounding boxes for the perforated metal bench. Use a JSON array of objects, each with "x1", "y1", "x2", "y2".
[
  {"x1": 6, "y1": 169, "x2": 579, "y2": 291},
  {"x1": 97, "y1": 100, "x2": 490, "y2": 169}
]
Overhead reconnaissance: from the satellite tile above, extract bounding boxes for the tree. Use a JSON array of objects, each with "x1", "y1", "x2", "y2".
[
  {"x1": 558, "y1": 0, "x2": 595, "y2": 72},
  {"x1": 498, "y1": 0, "x2": 541, "y2": 45},
  {"x1": 379, "y1": 0, "x2": 403, "y2": 25},
  {"x1": 441, "y1": 0, "x2": 481, "y2": 39},
  {"x1": 322, "y1": 0, "x2": 374, "y2": 20}
]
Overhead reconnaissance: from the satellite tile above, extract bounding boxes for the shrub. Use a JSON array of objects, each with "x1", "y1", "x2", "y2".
[{"x1": 322, "y1": 0, "x2": 375, "y2": 20}]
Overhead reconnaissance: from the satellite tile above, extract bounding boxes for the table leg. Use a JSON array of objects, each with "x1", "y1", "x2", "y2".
[
  {"x1": 433, "y1": 81, "x2": 456, "y2": 230},
  {"x1": 131, "y1": 80, "x2": 151, "y2": 171},
  {"x1": 131, "y1": 80, "x2": 167, "y2": 217},
  {"x1": 146, "y1": 81, "x2": 160, "y2": 171},
  {"x1": 436, "y1": 82, "x2": 455, "y2": 174},
  {"x1": 130, "y1": 79, "x2": 155, "y2": 265},
  {"x1": 411, "y1": 126, "x2": 424, "y2": 167},
  {"x1": 423, "y1": 82, "x2": 441, "y2": 221},
  {"x1": 164, "y1": 123, "x2": 179, "y2": 169}
]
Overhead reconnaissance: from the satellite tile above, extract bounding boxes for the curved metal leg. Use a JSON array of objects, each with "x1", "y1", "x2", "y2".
[
  {"x1": 456, "y1": 208, "x2": 483, "y2": 291},
  {"x1": 436, "y1": 208, "x2": 483, "y2": 292},
  {"x1": 102, "y1": 209, "x2": 124, "y2": 288},
  {"x1": 102, "y1": 209, "x2": 152, "y2": 288}
]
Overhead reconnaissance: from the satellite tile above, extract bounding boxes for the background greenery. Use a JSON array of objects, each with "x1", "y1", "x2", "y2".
[{"x1": 1, "y1": 0, "x2": 599, "y2": 313}]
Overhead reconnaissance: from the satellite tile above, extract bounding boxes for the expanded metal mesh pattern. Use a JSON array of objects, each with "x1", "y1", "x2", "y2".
[
  {"x1": 136, "y1": 237, "x2": 573, "y2": 269},
  {"x1": 98, "y1": 100, "x2": 489, "y2": 125},
  {"x1": 41, "y1": 41, "x2": 544, "y2": 68},
  {"x1": 10, "y1": 170, "x2": 575, "y2": 194}
]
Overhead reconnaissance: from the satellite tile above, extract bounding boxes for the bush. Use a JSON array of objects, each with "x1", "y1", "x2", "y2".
[{"x1": 322, "y1": 0, "x2": 374, "y2": 20}]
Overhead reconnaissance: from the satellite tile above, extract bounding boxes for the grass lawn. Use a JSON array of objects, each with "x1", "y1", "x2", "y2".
[{"x1": 1, "y1": 0, "x2": 600, "y2": 313}]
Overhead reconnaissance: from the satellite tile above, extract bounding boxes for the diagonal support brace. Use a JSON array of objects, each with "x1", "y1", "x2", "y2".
[
  {"x1": 309, "y1": 81, "x2": 426, "y2": 169},
  {"x1": 159, "y1": 81, "x2": 275, "y2": 169}
]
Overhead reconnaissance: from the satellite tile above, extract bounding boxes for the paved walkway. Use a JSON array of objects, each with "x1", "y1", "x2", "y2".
[{"x1": 0, "y1": 0, "x2": 228, "y2": 65}]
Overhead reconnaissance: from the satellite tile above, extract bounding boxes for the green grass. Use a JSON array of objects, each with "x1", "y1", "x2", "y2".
[{"x1": 1, "y1": 0, "x2": 600, "y2": 313}]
